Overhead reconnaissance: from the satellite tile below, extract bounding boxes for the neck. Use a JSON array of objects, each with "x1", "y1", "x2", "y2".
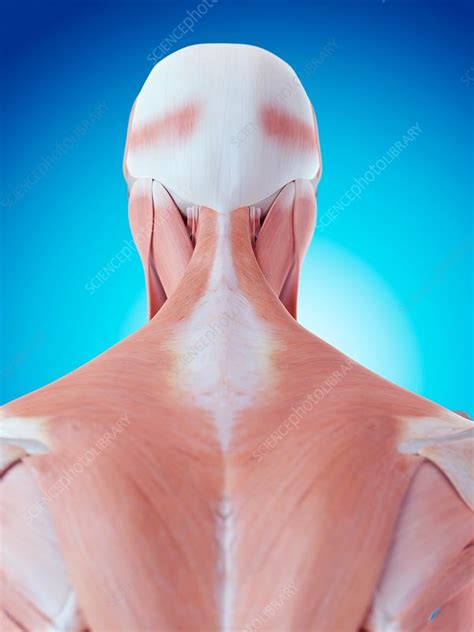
[
  {"x1": 155, "y1": 208, "x2": 295, "y2": 328},
  {"x1": 152, "y1": 208, "x2": 287, "y2": 452}
]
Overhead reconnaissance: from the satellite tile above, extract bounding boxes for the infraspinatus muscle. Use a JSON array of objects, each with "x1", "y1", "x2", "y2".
[{"x1": 1, "y1": 44, "x2": 473, "y2": 632}]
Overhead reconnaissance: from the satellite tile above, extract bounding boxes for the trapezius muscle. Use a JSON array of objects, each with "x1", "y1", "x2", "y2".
[{"x1": 1, "y1": 44, "x2": 473, "y2": 632}]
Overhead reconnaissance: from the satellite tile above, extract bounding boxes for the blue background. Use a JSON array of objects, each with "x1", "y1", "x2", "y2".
[{"x1": 1, "y1": 0, "x2": 472, "y2": 412}]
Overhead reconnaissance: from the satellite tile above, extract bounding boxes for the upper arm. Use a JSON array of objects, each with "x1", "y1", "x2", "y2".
[{"x1": 364, "y1": 460, "x2": 473, "y2": 631}]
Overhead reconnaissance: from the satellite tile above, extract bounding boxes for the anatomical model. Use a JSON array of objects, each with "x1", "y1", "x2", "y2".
[{"x1": 1, "y1": 44, "x2": 473, "y2": 632}]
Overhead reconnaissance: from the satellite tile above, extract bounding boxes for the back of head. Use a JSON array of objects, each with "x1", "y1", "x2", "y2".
[{"x1": 124, "y1": 43, "x2": 321, "y2": 212}]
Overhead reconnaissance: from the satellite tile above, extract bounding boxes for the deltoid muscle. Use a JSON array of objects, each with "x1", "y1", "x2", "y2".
[{"x1": 1, "y1": 44, "x2": 473, "y2": 632}]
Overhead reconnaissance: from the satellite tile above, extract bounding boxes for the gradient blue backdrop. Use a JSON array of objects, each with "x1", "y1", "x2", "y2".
[{"x1": 1, "y1": 0, "x2": 473, "y2": 411}]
